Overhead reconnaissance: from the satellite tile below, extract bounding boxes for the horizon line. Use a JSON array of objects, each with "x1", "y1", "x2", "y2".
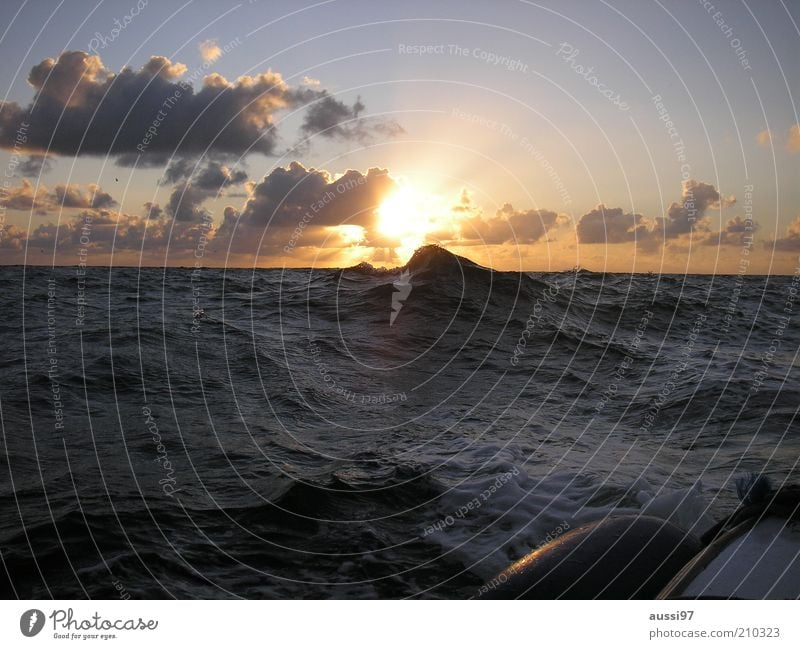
[{"x1": 1, "y1": 263, "x2": 793, "y2": 277}]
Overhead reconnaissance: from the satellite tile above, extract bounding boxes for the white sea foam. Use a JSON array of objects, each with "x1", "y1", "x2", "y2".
[{"x1": 423, "y1": 457, "x2": 714, "y2": 580}]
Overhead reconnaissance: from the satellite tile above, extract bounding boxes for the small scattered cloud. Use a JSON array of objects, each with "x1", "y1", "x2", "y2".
[
  {"x1": 756, "y1": 128, "x2": 772, "y2": 147},
  {"x1": 163, "y1": 159, "x2": 248, "y2": 191},
  {"x1": 54, "y1": 183, "x2": 116, "y2": 209},
  {"x1": 161, "y1": 158, "x2": 196, "y2": 185},
  {"x1": 19, "y1": 155, "x2": 52, "y2": 176},
  {"x1": 461, "y1": 201, "x2": 561, "y2": 245},
  {"x1": 0, "y1": 179, "x2": 115, "y2": 214},
  {"x1": 576, "y1": 179, "x2": 737, "y2": 249},
  {"x1": 768, "y1": 216, "x2": 800, "y2": 251},
  {"x1": 0, "y1": 223, "x2": 28, "y2": 250},
  {"x1": 787, "y1": 124, "x2": 800, "y2": 154},
  {"x1": 194, "y1": 161, "x2": 248, "y2": 191},
  {"x1": 198, "y1": 39, "x2": 223, "y2": 63},
  {"x1": 300, "y1": 93, "x2": 404, "y2": 143},
  {"x1": 17, "y1": 206, "x2": 212, "y2": 258},
  {"x1": 699, "y1": 215, "x2": 757, "y2": 246}
]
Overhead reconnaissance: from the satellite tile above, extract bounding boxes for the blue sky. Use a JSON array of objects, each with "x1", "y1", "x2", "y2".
[{"x1": 0, "y1": 0, "x2": 797, "y2": 271}]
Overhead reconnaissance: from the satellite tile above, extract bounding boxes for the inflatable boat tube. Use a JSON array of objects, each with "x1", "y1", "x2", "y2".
[
  {"x1": 658, "y1": 516, "x2": 800, "y2": 599},
  {"x1": 476, "y1": 515, "x2": 701, "y2": 599}
]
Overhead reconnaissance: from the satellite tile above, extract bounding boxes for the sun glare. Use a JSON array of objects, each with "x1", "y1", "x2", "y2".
[
  {"x1": 334, "y1": 224, "x2": 365, "y2": 245},
  {"x1": 377, "y1": 184, "x2": 450, "y2": 260}
]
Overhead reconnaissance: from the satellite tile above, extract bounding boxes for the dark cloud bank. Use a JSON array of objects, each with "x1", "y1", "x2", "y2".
[{"x1": 0, "y1": 51, "x2": 401, "y2": 163}]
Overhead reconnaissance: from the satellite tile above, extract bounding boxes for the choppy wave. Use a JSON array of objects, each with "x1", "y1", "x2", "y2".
[{"x1": 1, "y1": 246, "x2": 798, "y2": 597}]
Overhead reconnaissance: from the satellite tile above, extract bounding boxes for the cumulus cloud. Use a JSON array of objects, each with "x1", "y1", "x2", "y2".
[
  {"x1": 198, "y1": 39, "x2": 223, "y2": 63},
  {"x1": 163, "y1": 158, "x2": 248, "y2": 190},
  {"x1": 576, "y1": 205, "x2": 648, "y2": 244},
  {"x1": 239, "y1": 161, "x2": 393, "y2": 228},
  {"x1": 4, "y1": 203, "x2": 212, "y2": 262},
  {"x1": 55, "y1": 183, "x2": 116, "y2": 209},
  {"x1": 2, "y1": 161, "x2": 399, "y2": 262},
  {"x1": 194, "y1": 161, "x2": 248, "y2": 190},
  {"x1": 0, "y1": 179, "x2": 49, "y2": 213},
  {"x1": 0, "y1": 179, "x2": 115, "y2": 213},
  {"x1": 461, "y1": 202, "x2": 561, "y2": 244},
  {"x1": 576, "y1": 179, "x2": 736, "y2": 248},
  {"x1": 0, "y1": 51, "x2": 377, "y2": 161},
  {"x1": 217, "y1": 161, "x2": 396, "y2": 253},
  {"x1": 657, "y1": 179, "x2": 735, "y2": 238},
  {"x1": 166, "y1": 182, "x2": 213, "y2": 222},
  {"x1": 768, "y1": 217, "x2": 800, "y2": 251},
  {"x1": 0, "y1": 223, "x2": 27, "y2": 250},
  {"x1": 141, "y1": 55, "x2": 188, "y2": 79},
  {"x1": 699, "y1": 215, "x2": 757, "y2": 246},
  {"x1": 143, "y1": 201, "x2": 162, "y2": 219}
]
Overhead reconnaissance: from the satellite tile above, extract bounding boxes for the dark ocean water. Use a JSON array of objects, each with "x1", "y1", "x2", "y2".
[{"x1": 1, "y1": 245, "x2": 798, "y2": 598}]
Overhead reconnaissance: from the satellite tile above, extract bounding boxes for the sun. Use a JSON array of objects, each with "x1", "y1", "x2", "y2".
[
  {"x1": 378, "y1": 185, "x2": 428, "y2": 237},
  {"x1": 377, "y1": 184, "x2": 447, "y2": 259}
]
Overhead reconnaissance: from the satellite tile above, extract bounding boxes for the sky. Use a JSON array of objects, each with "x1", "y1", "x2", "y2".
[{"x1": 0, "y1": 0, "x2": 798, "y2": 273}]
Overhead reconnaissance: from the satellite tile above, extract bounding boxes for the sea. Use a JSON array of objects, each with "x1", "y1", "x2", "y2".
[{"x1": 1, "y1": 245, "x2": 798, "y2": 598}]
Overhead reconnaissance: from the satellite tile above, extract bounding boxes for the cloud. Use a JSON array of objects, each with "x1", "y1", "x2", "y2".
[
  {"x1": 161, "y1": 158, "x2": 195, "y2": 184},
  {"x1": 576, "y1": 205, "x2": 648, "y2": 244},
  {"x1": 768, "y1": 217, "x2": 800, "y2": 251},
  {"x1": 300, "y1": 93, "x2": 404, "y2": 143},
  {"x1": 198, "y1": 39, "x2": 223, "y2": 63},
  {"x1": 54, "y1": 183, "x2": 116, "y2": 209},
  {"x1": 0, "y1": 223, "x2": 27, "y2": 250},
  {"x1": 143, "y1": 201, "x2": 162, "y2": 219},
  {"x1": 239, "y1": 161, "x2": 394, "y2": 228},
  {"x1": 166, "y1": 182, "x2": 213, "y2": 222},
  {"x1": 194, "y1": 161, "x2": 248, "y2": 190},
  {"x1": 756, "y1": 129, "x2": 772, "y2": 147},
  {"x1": 0, "y1": 179, "x2": 115, "y2": 213},
  {"x1": 657, "y1": 179, "x2": 735, "y2": 238},
  {"x1": 141, "y1": 55, "x2": 188, "y2": 79},
  {"x1": 787, "y1": 124, "x2": 800, "y2": 154},
  {"x1": 1, "y1": 161, "x2": 398, "y2": 262},
  {"x1": 461, "y1": 202, "x2": 561, "y2": 244},
  {"x1": 302, "y1": 95, "x2": 364, "y2": 137},
  {"x1": 18, "y1": 154, "x2": 52, "y2": 176},
  {"x1": 451, "y1": 189, "x2": 478, "y2": 215},
  {"x1": 0, "y1": 179, "x2": 49, "y2": 213},
  {"x1": 699, "y1": 215, "x2": 757, "y2": 246},
  {"x1": 0, "y1": 51, "x2": 367, "y2": 161},
  {"x1": 163, "y1": 158, "x2": 248, "y2": 190},
  {"x1": 217, "y1": 161, "x2": 396, "y2": 252},
  {"x1": 9, "y1": 203, "x2": 212, "y2": 260},
  {"x1": 576, "y1": 179, "x2": 736, "y2": 248}
]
